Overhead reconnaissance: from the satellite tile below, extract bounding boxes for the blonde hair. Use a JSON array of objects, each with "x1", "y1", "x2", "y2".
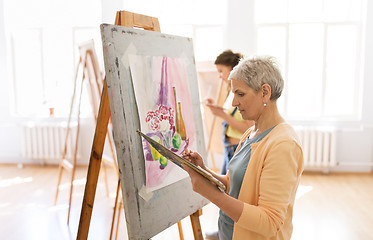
[{"x1": 229, "y1": 56, "x2": 284, "y2": 100}]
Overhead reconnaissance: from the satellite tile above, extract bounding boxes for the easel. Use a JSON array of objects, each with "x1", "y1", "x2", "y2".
[
  {"x1": 76, "y1": 40, "x2": 119, "y2": 198},
  {"x1": 205, "y1": 78, "x2": 229, "y2": 173},
  {"x1": 54, "y1": 39, "x2": 118, "y2": 224},
  {"x1": 77, "y1": 11, "x2": 203, "y2": 240}
]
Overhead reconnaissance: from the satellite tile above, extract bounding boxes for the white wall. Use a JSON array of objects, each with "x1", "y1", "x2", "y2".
[{"x1": 0, "y1": 0, "x2": 372, "y2": 171}]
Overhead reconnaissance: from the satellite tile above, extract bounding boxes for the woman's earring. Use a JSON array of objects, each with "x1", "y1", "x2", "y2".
[{"x1": 264, "y1": 103, "x2": 267, "y2": 107}]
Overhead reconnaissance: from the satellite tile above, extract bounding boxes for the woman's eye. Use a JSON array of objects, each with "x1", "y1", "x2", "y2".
[{"x1": 238, "y1": 93, "x2": 244, "y2": 97}]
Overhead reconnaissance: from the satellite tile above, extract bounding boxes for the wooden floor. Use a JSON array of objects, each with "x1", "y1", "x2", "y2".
[{"x1": 0, "y1": 165, "x2": 372, "y2": 240}]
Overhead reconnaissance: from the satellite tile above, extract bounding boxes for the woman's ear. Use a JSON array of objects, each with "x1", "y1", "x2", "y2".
[{"x1": 261, "y1": 84, "x2": 272, "y2": 102}]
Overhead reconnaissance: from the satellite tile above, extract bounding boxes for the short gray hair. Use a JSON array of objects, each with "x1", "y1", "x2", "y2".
[{"x1": 229, "y1": 56, "x2": 284, "y2": 100}]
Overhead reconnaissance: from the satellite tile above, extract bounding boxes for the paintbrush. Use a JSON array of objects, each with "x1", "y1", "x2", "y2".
[{"x1": 137, "y1": 130, "x2": 226, "y2": 192}]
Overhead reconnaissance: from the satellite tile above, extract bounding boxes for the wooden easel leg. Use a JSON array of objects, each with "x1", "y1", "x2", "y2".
[
  {"x1": 67, "y1": 165, "x2": 75, "y2": 224},
  {"x1": 54, "y1": 164, "x2": 63, "y2": 205},
  {"x1": 190, "y1": 210, "x2": 204, "y2": 240},
  {"x1": 77, "y1": 79, "x2": 111, "y2": 239},
  {"x1": 110, "y1": 179, "x2": 121, "y2": 240},
  {"x1": 115, "y1": 201, "x2": 122, "y2": 240},
  {"x1": 177, "y1": 221, "x2": 184, "y2": 240}
]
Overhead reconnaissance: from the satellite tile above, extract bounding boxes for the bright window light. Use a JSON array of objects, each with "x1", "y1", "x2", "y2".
[
  {"x1": 287, "y1": 24, "x2": 324, "y2": 118},
  {"x1": 4, "y1": 0, "x2": 102, "y2": 117},
  {"x1": 255, "y1": 0, "x2": 364, "y2": 120},
  {"x1": 324, "y1": 25, "x2": 358, "y2": 116}
]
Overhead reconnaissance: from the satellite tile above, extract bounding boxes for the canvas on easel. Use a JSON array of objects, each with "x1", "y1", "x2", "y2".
[
  {"x1": 77, "y1": 11, "x2": 207, "y2": 240},
  {"x1": 100, "y1": 23, "x2": 209, "y2": 239},
  {"x1": 196, "y1": 61, "x2": 230, "y2": 172}
]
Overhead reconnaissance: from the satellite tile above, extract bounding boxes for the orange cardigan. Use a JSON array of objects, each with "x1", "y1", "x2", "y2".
[{"x1": 228, "y1": 123, "x2": 304, "y2": 240}]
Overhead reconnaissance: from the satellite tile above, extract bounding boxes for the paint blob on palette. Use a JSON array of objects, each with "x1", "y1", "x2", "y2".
[{"x1": 129, "y1": 55, "x2": 196, "y2": 191}]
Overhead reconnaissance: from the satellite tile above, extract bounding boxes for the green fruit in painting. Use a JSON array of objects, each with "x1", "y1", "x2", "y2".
[
  {"x1": 160, "y1": 155, "x2": 168, "y2": 168},
  {"x1": 172, "y1": 133, "x2": 182, "y2": 149}
]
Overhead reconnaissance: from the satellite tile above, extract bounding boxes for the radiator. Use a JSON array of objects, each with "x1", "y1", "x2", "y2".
[
  {"x1": 21, "y1": 121, "x2": 78, "y2": 164},
  {"x1": 294, "y1": 126, "x2": 337, "y2": 170}
]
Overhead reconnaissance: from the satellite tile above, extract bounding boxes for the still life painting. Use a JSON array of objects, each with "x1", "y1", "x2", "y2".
[{"x1": 129, "y1": 55, "x2": 196, "y2": 191}]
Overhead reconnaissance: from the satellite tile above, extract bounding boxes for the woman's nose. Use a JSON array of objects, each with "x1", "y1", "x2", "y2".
[{"x1": 232, "y1": 95, "x2": 238, "y2": 107}]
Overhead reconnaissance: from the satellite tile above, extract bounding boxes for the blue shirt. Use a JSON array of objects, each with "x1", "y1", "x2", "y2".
[{"x1": 218, "y1": 126, "x2": 275, "y2": 240}]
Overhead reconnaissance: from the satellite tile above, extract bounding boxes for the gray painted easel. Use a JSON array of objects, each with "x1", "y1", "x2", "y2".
[{"x1": 76, "y1": 11, "x2": 204, "y2": 240}]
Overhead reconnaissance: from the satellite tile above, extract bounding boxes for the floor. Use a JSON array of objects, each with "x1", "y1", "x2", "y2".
[{"x1": 0, "y1": 164, "x2": 372, "y2": 240}]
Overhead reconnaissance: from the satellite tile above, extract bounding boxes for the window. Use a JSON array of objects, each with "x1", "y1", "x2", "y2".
[
  {"x1": 10, "y1": 28, "x2": 44, "y2": 116},
  {"x1": 4, "y1": 0, "x2": 102, "y2": 117},
  {"x1": 255, "y1": 0, "x2": 364, "y2": 120},
  {"x1": 123, "y1": 0, "x2": 227, "y2": 61}
]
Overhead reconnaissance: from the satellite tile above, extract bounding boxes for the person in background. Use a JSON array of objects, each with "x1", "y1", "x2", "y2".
[
  {"x1": 184, "y1": 56, "x2": 304, "y2": 240},
  {"x1": 206, "y1": 50, "x2": 254, "y2": 175}
]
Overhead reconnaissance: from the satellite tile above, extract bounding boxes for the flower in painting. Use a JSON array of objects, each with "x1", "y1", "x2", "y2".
[
  {"x1": 146, "y1": 111, "x2": 154, "y2": 122},
  {"x1": 144, "y1": 104, "x2": 188, "y2": 170},
  {"x1": 159, "y1": 105, "x2": 168, "y2": 115},
  {"x1": 149, "y1": 117, "x2": 160, "y2": 131},
  {"x1": 146, "y1": 104, "x2": 174, "y2": 132}
]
